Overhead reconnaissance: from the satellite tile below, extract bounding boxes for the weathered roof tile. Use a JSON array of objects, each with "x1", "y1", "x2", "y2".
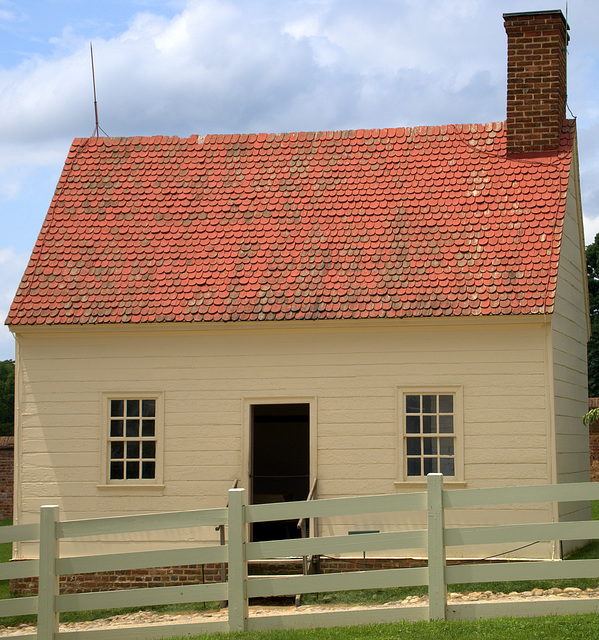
[{"x1": 6, "y1": 120, "x2": 575, "y2": 326}]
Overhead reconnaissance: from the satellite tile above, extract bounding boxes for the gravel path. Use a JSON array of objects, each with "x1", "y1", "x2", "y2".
[{"x1": 1, "y1": 587, "x2": 598, "y2": 636}]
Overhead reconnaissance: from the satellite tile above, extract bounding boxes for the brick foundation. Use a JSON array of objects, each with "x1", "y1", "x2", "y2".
[
  {"x1": 10, "y1": 558, "x2": 422, "y2": 596},
  {"x1": 11, "y1": 563, "x2": 226, "y2": 596},
  {"x1": 10, "y1": 556, "x2": 511, "y2": 597}
]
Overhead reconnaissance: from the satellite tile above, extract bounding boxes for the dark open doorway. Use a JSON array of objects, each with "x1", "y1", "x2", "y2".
[{"x1": 250, "y1": 403, "x2": 310, "y2": 542}]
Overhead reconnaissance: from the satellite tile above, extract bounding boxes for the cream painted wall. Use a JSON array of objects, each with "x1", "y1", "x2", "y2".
[
  {"x1": 13, "y1": 315, "x2": 558, "y2": 559},
  {"x1": 550, "y1": 145, "x2": 591, "y2": 551}
]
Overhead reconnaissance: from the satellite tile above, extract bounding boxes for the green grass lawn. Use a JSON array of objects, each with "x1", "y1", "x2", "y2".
[
  {"x1": 166, "y1": 615, "x2": 599, "y2": 640},
  {"x1": 0, "y1": 519, "x2": 12, "y2": 602}
]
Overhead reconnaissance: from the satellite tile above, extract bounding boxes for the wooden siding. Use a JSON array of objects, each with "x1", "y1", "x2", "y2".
[
  {"x1": 13, "y1": 316, "x2": 557, "y2": 560},
  {"x1": 550, "y1": 148, "x2": 591, "y2": 548}
]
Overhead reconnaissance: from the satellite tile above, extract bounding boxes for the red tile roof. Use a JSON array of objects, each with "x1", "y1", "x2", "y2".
[{"x1": 7, "y1": 121, "x2": 575, "y2": 326}]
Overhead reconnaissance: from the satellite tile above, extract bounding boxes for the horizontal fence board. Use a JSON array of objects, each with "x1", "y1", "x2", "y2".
[
  {"x1": 246, "y1": 491, "x2": 427, "y2": 524},
  {"x1": 445, "y1": 520, "x2": 599, "y2": 548},
  {"x1": 55, "y1": 620, "x2": 229, "y2": 640},
  {"x1": 247, "y1": 567, "x2": 428, "y2": 598},
  {"x1": 246, "y1": 530, "x2": 428, "y2": 560},
  {"x1": 248, "y1": 606, "x2": 428, "y2": 632},
  {"x1": 446, "y1": 558, "x2": 599, "y2": 585},
  {"x1": 2, "y1": 480, "x2": 598, "y2": 635},
  {"x1": 58, "y1": 508, "x2": 228, "y2": 539},
  {"x1": 0, "y1": 596, "x2": 37, "y2": 618},
  {"x1": 447, "y1": 597, "x2": 599, "y2": 620},
  {"x1": 56, "y1": 545, "x2": 226, "y2": 575},
  {"x1": 444, "y1": 482, "x2": 599, "y2": 509},
  {"x1": 56, "y1": 582, "x2": 227, "y2": 613},
  {"x1": 0, "y1": 523, "x2": 39, "y2": 544},
  {"x1": 0, "y1": 559, "x2": 39, "y2": 581}
]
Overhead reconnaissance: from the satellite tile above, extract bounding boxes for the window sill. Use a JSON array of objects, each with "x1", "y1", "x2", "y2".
[
  {"x1": 394, "y1": 481, "x2": 466, "y2": 489},
  {"x1": 97, "y1": 484, "x2": 165, "y2": 491}
]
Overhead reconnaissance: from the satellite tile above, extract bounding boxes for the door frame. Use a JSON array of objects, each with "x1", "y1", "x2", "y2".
[{"x1": 242, "y1": 396, "x2": 317, "y2": 533}]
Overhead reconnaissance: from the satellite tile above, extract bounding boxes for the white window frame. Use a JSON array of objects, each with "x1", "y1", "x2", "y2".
[
  {"x1": 100, "y1": 392, "x2": 164, "y2": 487},
  {"x1": 396, "y1": 386, "x2": 464, "y2": 486}
]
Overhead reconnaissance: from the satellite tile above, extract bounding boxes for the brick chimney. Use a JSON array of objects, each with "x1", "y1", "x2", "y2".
[{"x1": 503, "y1": 10, "x2": 569, "y2": 156}]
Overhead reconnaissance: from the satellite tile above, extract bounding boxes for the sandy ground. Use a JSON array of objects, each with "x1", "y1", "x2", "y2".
[{"x1": 1, "y1": 587, "x2": 599, "y2": 636}]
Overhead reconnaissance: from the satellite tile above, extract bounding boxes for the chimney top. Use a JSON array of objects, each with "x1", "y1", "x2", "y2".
[
  {"x1": 504, "y1": 9, "x2": 569, "y2": 156},
  {"x1": 503, "y1": 9, "x2": 569, "y2": 28}
]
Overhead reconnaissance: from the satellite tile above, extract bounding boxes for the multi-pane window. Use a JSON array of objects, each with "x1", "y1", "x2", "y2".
[
  {"x1": 109, "y1": 399, "x2": 157, "y2": 481},
  {"x1": 405, "y1": 393, "x2": 455, "y2": 477}
]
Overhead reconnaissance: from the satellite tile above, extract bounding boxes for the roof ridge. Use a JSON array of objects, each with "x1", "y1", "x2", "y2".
[
  {"x1": 68, "y1": 120, "x2": 578, "y2": 149},
  {"x1": 71, "y1": 123, "x2": 511, "y2": 148},
  {"x1": 73, "y1": 135, "x2": 201, "y2": 145},
  {"x1": 204, "y1": 122, "x2": 506, "y2": 143}
]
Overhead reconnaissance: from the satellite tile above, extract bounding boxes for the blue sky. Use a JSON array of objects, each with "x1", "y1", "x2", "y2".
[{"x1": 1, "y1": 0, "x2": 599, "y2": 359}]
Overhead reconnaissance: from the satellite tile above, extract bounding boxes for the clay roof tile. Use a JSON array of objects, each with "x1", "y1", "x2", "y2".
[{"x1": 6, "y1": 121, "x2": 574, "y2": 326}]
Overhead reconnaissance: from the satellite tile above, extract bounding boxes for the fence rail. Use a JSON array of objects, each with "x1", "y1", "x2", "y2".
[{"x1": 0, "y1": 475, "x2": 598, "y2": 639}]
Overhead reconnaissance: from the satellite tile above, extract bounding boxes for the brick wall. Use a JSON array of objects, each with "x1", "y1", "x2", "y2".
[
  {"x1": 11, "y1": 557, "x2": 518, "y2": 596},
  {"x1": 0, "y1": 437, "x2": 13, "y2": 520},
  {"x1": 12, "y1": 563, "x2": 225, "y2": 596}
]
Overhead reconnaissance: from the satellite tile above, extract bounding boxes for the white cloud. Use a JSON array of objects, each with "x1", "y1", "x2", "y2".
[
  {"x1": 3, "y1": 0, "x2": 596, "y2": 153},
  {"x1": 584, "y1": 217, "x2": 599, "y2": 246},
  {"x1": 0, "y1": 248, "x2": 28, "y2": 360},
  {"x1": 0, "y1": 0, "x2": 599, "y2": 310},
  {"x1": 0, "y1": 0, "x2": 513, "y2": 144},
  {"x1": 1, "y1": 0, "x2": 597, "y2": 143},
  {"x1": 0, "y1": 0, "x2": 17, "y2": 23},
  {"x1": 0, "y1": 140, "x2": 69, "y2": 198}
]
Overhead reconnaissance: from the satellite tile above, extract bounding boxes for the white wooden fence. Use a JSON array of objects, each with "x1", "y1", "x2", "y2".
[{"x1": 1, "y1": 475, "x2": 599, "y2": 639}]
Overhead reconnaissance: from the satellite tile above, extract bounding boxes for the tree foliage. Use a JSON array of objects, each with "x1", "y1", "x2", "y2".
[
  {"x1": 0, "y1": 361, "x2": 14, "y2": 436},
  {"x1": 587, "y1": 234, "x2": 599, "y2": 397}
]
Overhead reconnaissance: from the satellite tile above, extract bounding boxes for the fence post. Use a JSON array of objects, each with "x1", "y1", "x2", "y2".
[
  {"x1": 427, "y1": 474, "x2": 446, "y2": 621},
  {"x1": 227, "y1": 488, "x2": 248, "y2": 632},
  {"x1": 38, "y1": 505, "x2": 59, "y2": 640}
]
